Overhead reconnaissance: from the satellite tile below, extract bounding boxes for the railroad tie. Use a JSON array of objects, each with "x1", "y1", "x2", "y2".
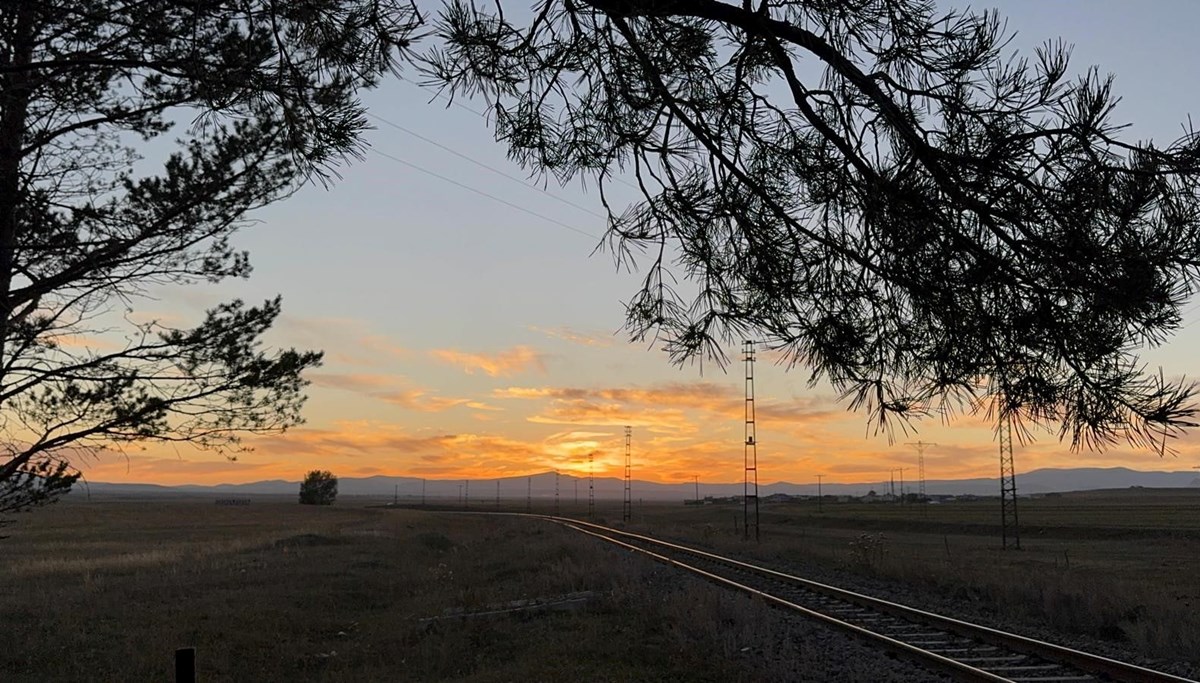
[
  {"x1": 1004, "y1": 677, "x2": 1095, "y2": 683},
  {"x1": 892, "y1": 632, "x2": 946, "y2": 638},
  {"x1": 550, "y1": 518, "x2": 1188, "y2": 683},
  {"x1": 957, "y1": 656, "x2": 1027, "y2": 664},
  {"x1": 925, "y1": 647, "x2": 999, "y2": 656}
]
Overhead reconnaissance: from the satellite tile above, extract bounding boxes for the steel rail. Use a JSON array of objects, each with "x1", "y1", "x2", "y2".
[
  {"x1": 558, "y1": 520, "x2": 1012, "y2": 682},
  {"x1": 542, "y1": 515, "x2": 1196, "y2": 683}
]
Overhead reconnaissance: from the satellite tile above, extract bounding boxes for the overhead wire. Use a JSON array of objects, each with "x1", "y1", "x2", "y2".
[
  {"x1": 363, "y1": 76, "x2": 628, "y2": 242},
  {"x1": 1182, "y1": 305, "x2": 1200, "y2": 329},
  {"x1": 388, "y1": 80, "x2": 1200, "y2": 383},
  {"x1": 398, "y1": 75, "x2": 643, "y2": 192},
  {"x1": 367, "y1": 111, "x2": 607, "y2": 220},
  {"x1": 369, "y1": 147, "x2": 600, "y2": 241},
  {"x1": 400, "y1": 75, "x2": 490, "y2": 119}
]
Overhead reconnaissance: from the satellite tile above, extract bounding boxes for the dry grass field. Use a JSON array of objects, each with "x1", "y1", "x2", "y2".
[
  {"x1": 594, "y1": 490, "x2": 1200, "y2": 669},
  {"x1": 1, "y1": 497, "x2": 928, "y2": 682}
]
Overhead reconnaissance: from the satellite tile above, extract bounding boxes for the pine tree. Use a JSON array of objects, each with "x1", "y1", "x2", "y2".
[
  {"x1": 0, "y1": 1, "x2": 421, "y2": 516},
  {"x1": 427, "y1": 0, "x2": 1200, "y2": 450}
]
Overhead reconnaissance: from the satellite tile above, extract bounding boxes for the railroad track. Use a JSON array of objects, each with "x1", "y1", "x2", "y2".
[{"x1": 543, "y1": 516, "x2": 1195, "y2": 683}]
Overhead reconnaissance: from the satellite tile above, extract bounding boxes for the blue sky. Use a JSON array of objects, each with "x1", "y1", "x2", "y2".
[{"x1": 81, "y1": 0, "x2": 1200, "y2": 486}]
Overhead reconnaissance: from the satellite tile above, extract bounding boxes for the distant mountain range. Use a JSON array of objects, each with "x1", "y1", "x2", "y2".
[{"x1": 72, "y1": 467, "x2": 1200, "y2": 501}]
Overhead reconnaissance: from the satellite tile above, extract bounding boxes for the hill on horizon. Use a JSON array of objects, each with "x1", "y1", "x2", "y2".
[{"x1": 72, "y1": 466, "x2": 1200, "y2": 501}]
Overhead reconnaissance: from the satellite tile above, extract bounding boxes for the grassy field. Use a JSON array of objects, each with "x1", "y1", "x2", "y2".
[
  {"x1": 1, "y1": 498, "x2": 921, "y2": 682},
  {"x1": 4, "y1": 492, "x2": 1196, "y2": 680},
  {"x1": 593, "y1": 490, "x2": 1200, "y2": 668}
]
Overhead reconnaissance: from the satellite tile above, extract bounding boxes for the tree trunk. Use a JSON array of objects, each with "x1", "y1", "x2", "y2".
[{"x1": 0, "y1": 4, "x2": 36, "y2": 401}]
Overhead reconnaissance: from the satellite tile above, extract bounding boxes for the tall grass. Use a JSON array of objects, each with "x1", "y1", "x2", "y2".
[
  {"x1": 0, "y1": 500, "x2": 915, "y2": 681},
  {"x1": 626, "y1": 498, "x2": 1200, "y2": 668}
]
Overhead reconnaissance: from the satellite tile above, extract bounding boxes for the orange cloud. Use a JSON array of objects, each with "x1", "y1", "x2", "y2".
[
  {"x1": 276, "y1": 314, "x2": 410, "y2": 367},
  {"x1": 528, "y1": 325, "x2": 616, "y2": 347},
  {"x1": 542, "y1": 430, "x2": 623, "y2": 472},
  {"x1": 41, "y1": 332, "x2": 123, "y2": 352},
  {"x1": 70, "y1": 412, "x2": 1200, "y2": 487},
  {"x1": 430, "y1": 345, "x2": 549, "y2": 377},
  {"x1": 528, "y1": 403, "x2": 695, "y2": 433},
  {"x1": 276, "y1": 313, "x2": 365, "y2": 349},
  {"x1": 357, "y1": 335, "x2": 409, "y2": 360},
  {"x1": 309, "y1": 372, "x2": 498, "y2": 413},
  {"x1": 309, "y1": 373, "x2": 394, "y2": 392},
  {"x1": 73, "y1": 452, "x2": 282, "y2": 486},
  {"x1": 495, "y1": 382, "x2": 842, "y2": 431},
  {"x1": 465, "y1": 401, "x2": 502, "y2": 411},
  {"x1": 376, "y1": 390, "x2": 470, "y2": 412},
  {"x1": 251, "y1": 421, "x2": 525, "y2": 459},
  {"x1": 67, "y1": 371, "x2": 1200, "y2": 487},
  {"x1": 247, "y1": 422, "x2": 595, "y2": 477}
]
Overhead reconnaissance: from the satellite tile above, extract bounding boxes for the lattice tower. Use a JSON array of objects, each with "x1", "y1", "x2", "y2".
[{"x1": 743, "y1": 340, "x2": 760, "y2": 542}]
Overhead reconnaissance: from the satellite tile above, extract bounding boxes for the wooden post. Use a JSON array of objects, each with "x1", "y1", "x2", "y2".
[{"x1": 175, "y1": 647, "x2": 196, "y2": 683}]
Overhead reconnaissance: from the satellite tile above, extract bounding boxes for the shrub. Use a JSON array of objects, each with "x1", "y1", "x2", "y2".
[{"x1": 299, "y1": 471, "x2": 338, "y2": 506}]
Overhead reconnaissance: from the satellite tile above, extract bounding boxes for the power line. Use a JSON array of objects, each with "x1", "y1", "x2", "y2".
[
  {"x1": 399, "y1": 75, "x2": 642, "y2": 192},
  {"x1": 400, "y1": 75, "x2": 489, "y2": 119},
  {"x1": 368, "y1": 112, "x2": 608, "y2": 220},
  {"x1": 1182, "y1": 304, "x2": 1200, "y2": 329},
  {"x1": 369, "y1": 148, "x2": 600, "y2": 241}
]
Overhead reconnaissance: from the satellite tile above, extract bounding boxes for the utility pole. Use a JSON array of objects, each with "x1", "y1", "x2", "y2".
[
  {"x1": 496, "y1": 480, "x2": 500, "y2": 510},
  {"x1": 743, "y1": 340, "x2": 760, "y2": 542},
  {"x1": 889, "y1": 468, "x2": 906, "y2": 504},
  {"x1": 555, "y1": 470, "x2": 560, "y2": 516},
  {"x1": 464, "y1": 479, "x2": 469, "y2": 509},
  {"x1": 574, "y1": 479, "x2": 579, "y2": 506},
  {"x1": 527, "y1": 476, "x2": 532, "y2": 513},
  {"x1": 694, "y1": 475, "x2": 700, "y2": 503},
  {"x1": 393, "y1": 484, "x2": 398, "y2": 506},
  {"x1": 588, "y1": 452, "x2": 595, "y2": 520},
  {"x1": 906, "y1": 441, "x2": 937, "y2": 501},
  {"x1": 816, "y1": 474, "x2": 824, "y2": 514},
  {"x1": 999, "y1": 412, "x2": 1021, "y2": 549},
  {"x1": 421, "y1": 478, "x2": 426, "y2": 507},
  {"x1": 623, "y1": 426, "x2": 633, "y2": 523},
  {"x1": 457, "y1": 484, "x2": 462, "y2": 507},
  {"x1": 889, "y1": 470, "x2": 896, "y2": 501}
]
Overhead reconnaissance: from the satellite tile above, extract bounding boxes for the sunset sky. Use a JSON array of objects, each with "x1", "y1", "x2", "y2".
[{"x1": 76, "y1": 0, "x2": 1200, "y2": 488}]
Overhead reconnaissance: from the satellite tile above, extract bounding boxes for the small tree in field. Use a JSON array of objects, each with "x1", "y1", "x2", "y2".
[{"x1": 299, "y1": 470, "x2": 338, "y2": 506}]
